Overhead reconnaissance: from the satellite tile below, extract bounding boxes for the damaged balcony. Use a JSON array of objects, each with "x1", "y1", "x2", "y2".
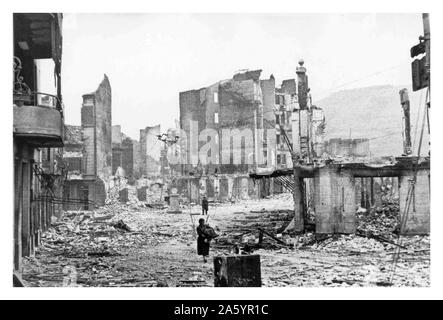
[
  {"x1": 13, "y1": 93, "x2": 64, "y2": 147},
  {"x1": 13, "y1": 13, "x2": 63, "y2": 147}
]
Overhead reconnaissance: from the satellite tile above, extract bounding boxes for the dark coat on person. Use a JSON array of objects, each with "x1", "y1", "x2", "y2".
[
  {"x1": 197, "y1": 224, "x2": 210, "y2": 256},
  {"x1": 202, "y1": 198, "x2": 209, "y2": 210}
]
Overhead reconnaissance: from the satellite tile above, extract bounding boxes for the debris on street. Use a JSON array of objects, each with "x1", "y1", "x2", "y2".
[{"x1": 21, "y1": 193, "x2": 430, "y2": 287}]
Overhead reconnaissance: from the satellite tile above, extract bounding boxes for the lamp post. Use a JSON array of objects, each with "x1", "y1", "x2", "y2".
[{"x1": 157, "y1": 133, "x2": 179, "y2": 203}]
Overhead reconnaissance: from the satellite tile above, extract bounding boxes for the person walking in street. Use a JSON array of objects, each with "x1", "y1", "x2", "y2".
[
  {"x1": 196, "y1": 218, "x2": 210, "y2": 263},
  {"x1": 201, "y1": 196, "x2": 209, "y2": 215}
]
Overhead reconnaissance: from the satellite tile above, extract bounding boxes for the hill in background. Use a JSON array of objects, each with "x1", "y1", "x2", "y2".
[{"x1": 316, "y1": 85, "x2": 430, "y2": 157}]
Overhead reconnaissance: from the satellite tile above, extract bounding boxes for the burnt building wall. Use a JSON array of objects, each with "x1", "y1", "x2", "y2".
[
  {"x1": 139, "y1": 125, "x2": 161, "y2": 177},
  {"x1": 63, "y1": 76, "x2": 112, "y2": 210},
  {"x1": 122, "y1": 138, "x2": 134, "y2": 177},
  {"x1": 179, "y1": 70, "x2": 280, "y2": 177},
  {"x1": 179, "y1": 88, "x2": 207, "y2": 174},
  {"x1": 63, "y1": 179, "x2": 106, "y2": 211},
  {"x1": 64, "y1": 157, "x2": 82, "y2": 172},
  {"x1": 80, "y1": 75, "x2": 112, "y2": 181},
  {"x1": 260, "y1": 77, "x2": 276, "y2": 124},
  {"x1": 202, "y1": 83, "x2": 221, "y2": 175},
  {"x1": 81, "y1": 98, "x2": 95, "y2": 177},
  {"x1": 179, "y1": 89, "x2": 207, "y2": 134},
  {"x1": 112, "y1": 147, "x2": 123, "y2": 175},
  {"x1": 112, "y1": 125, "x2": 122, "y2": 145},
  {"x1": 133, "y1": 139, "x2": 142, "y2": 178},
  {"x1": 94, "y1": 75, "x2": 112, "y2": 182},
  {"x1": 261, "y1": 77, "x2": 278, "y2": 167},
  {"x1": 63, "y1": 125, "x2": 83, "y2": 175},
  {"x1": 111, "y1": 124, "x2": 135, "y2": 178},
  {"x1": 218, "y1": 78, "x2": 260, "y2": 174},
  {"x1": 325, "y1": 138, "x2": 370, "y2": 158}
]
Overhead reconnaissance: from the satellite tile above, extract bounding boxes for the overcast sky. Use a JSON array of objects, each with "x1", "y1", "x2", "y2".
[{"x1": 60, "y1": 13, "x2": 423, "y2": 139}]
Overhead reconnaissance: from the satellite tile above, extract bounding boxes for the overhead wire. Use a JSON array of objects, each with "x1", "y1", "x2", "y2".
[{"x1": 388, "y1": 87, "x2": 429, "y2": 284}]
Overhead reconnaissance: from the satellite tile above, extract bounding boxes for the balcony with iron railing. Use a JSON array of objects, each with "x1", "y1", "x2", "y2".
[{"x1": 13, "y1": 56, "x2": 64, "y2": 147}]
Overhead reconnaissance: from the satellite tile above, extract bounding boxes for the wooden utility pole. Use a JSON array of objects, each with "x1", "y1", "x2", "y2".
[
  {"x1": 399, "y1": 88, "x2": 412, "y2": 156},
  {"x1": 411, "y1": 13, "x2": 430, "y2": 92},
  {"x1": 422, "y1": 13, "x2": 430, "y2": 79}
]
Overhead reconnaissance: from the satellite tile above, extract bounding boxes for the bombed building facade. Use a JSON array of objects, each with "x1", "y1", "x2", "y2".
[
  {"x1": 174, "y1": 65, "x2": 326, "y2": 203},
  {"x1": 112, "y1": 125, "x2": 135, "y2": 179},
  {"x1": 139, "y1": 125, "x2": 162, "y2": 177},
  {"x1": 324, "y1": 138, "x2": 370, "y2": 158},
  {"x1": 13, "y1": 13, "x2": 64, "y2": 271},
  {"x1": 251, "y1": 57, "x2": 430, "y2": 236},
  {"x1": 62, "y1": 76, "x2": 112, "y2": 209}
]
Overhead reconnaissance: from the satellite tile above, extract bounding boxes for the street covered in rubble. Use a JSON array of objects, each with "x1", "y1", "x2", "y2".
[
  {"x1": 22, "y1": 190, "x2": 430, "y2": 287},
  {"x1": 12, "y1": 12, "x2": 432, "y2": 293}
]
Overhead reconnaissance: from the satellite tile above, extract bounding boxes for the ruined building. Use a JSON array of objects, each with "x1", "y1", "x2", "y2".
[
  {"x1": 274, "y1": 79, "x2": 297, "y2": 169},
  {"x1": 175, "y1": 68, "x2": 320, "y2": 203},
  {"x1": 13, "y1": 13, "x2": 64, "y2": 271},
  {"x1": 62, "y1": 75, "x2": 112, "y2": 209},
  {"x1": 63, "y1": 125, "x2": 83, "y2": 177},
  {"x1": 251, "y1": 58, "x2": 430, "y2": 236},
  {"x1": 179, "y1": 69, "x2": 274, "y2": 176},
  {"x1": 324, "y1": 138, "x2": 370, "y2": 158},
  {"x1": 139, "y1": 125, "x2": 162, "y2": 177},
  {"x1": 159, "y1": 127, "x2": 181, "y2": 178},
  {"x1": 112, "y1": 125, "x2": 135, "y2": 179}
]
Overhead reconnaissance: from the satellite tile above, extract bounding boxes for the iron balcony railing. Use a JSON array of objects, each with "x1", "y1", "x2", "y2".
[{"x1": 13, "y1": 56, "x2": 64, "y2": 113}]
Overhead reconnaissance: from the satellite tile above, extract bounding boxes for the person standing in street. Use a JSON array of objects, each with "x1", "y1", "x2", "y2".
[
  {"x1": 196, "y1": 218, "x2": 210, "y2": 263},
  {"x1": 201, "y1": 196, "x2": 209, "y2": 215}
]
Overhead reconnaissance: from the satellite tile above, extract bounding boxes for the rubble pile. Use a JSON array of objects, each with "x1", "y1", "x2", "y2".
[
  {"x1": 213, "y1": 209, "x2": 293, "y2": 251},
  {"x1": 20, "y1": 192, "x2": 429, "y2": 287},
  {"x1": 357, "y1": 202, "x2": 400, "y2": 237},
  {"x1": 310, "y1": 235, "x2": 387, "y2": 253},
  {"x1": 257, "y1": 233, "x2": 430, "y2": 287},
  {"x1": 30, "y1": 210, "x2": 157, "y2": 257},
  {"x1": 21, "y1": 204, "x2": 193, "y2": 286}
]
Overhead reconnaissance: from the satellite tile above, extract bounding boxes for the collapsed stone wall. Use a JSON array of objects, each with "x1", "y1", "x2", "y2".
[{"x1": 94, "y1": 75, "x2": 113, "y2": 184}]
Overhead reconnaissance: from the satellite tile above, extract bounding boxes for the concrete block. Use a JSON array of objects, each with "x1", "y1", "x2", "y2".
[
  {"x1": 119, "y1": 188, "x2": 128, "y2": 203},
  {"x1": 354, "y1": 178, "x2": 362, "y2": 207},
  {"x1": 315, "y1": 167, "x2": 356, "y2": 234},
  {"x1": 399, "y1": 170, "x2": 430, "y2": 235},
  {"x1": 137, "y1": 186, "x2": 147, "y2": 201},
  {"x1": 206, "y1": 178, "x2": 214, "y2": 199},
  {"x1": 213, "y1": 255, "x2": 261, "y2": 287},
  {"x1": 167, "y1": 194, "x2": 182, "y2": 213},
  {"x1": 219, "y1": 178, "x2": 229, "y2": 201},
  {"x1": 240, "y1": 177, "x2": 249, "y2": 200}
]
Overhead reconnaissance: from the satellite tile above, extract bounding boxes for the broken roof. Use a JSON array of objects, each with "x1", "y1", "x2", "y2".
[
  {"x1": 280, "y1": 79, "x2": 297, "y2": 95},
  {"x1": 233, "y1": 69, "x2": 262, "y2": 82}
]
